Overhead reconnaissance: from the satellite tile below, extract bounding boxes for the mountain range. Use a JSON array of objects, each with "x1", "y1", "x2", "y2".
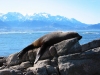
[{"x1": 0, "y1": 12, "x2": 100, "y2": 31}]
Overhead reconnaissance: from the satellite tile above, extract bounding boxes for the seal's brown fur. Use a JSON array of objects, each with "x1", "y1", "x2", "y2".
[{"x1": 17, "y1": 31, "x2": 82, "y2": 64}]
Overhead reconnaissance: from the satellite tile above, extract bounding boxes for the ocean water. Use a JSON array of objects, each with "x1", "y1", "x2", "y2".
[{"x1": 0, "y1": 30, "x2": 100, "y2": 57}]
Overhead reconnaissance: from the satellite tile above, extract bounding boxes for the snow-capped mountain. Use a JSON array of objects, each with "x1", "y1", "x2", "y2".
[
  {"x1": 0, "y1": 12, "x2": 99, "y2": 31},
  {"x1": 0, "y1": 12, "x2": 25, "y2": 21},
  {"x1": 0, "y1": 12, "x2": 83, "y2": 23}
]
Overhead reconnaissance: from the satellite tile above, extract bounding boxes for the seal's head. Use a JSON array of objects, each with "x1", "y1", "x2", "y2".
[
  {"x1": 71, "y1": 32, "x2": 82, "y2": 40},
  {"x1": 63, "y1": 32, "x2": 82, "y2": 40}
]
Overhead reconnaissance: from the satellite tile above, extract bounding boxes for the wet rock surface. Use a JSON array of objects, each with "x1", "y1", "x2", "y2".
[{"x1": 0, "y1": 36, "x2": 100, "y2": 75}]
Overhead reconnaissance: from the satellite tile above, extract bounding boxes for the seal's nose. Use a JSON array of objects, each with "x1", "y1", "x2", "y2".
[{"x1": 77, "y1": 36, "x2": 82, "y2": 40}]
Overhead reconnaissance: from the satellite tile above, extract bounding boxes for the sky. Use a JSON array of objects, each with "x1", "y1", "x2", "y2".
[{"x1": 0, "y1": 0, "x2": 100, "y2": 24}]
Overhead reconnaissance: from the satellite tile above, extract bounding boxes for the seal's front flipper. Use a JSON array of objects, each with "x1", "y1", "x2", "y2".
[
  {"x1": 34, "y1": 46, "x2": 42, "y2": 64},
  {"x1": 34, "y1": 44, "x2": 47, "y2": 64},
  {"x1": 34, "y1": 54, "x2": 40, "y2": 64}
]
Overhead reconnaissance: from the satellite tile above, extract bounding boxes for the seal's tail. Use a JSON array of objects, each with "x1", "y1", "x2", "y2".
[{"x1": 17, "y1": 44, "x2": 34, "y2": 59}]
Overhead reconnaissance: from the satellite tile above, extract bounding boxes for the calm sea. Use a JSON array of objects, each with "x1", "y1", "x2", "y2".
[{"x1": 0, "y1": 30, "x2": 100, "y2": 56}]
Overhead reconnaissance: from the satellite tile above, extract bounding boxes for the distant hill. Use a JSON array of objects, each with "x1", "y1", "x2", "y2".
[
  {"x1": 87, "y1": 23, "x2": 100, "y2": 29},
  {"x1": 0, "y1": 12, "x2": 99, "y2": 31},
  {"x1": 0, "y1": 20, "x2": 10, "y2": 31}
]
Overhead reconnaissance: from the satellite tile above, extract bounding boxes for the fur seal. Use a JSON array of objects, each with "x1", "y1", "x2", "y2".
[{"x1": 17, "y1": 31, "x2": 82, "y2": 64}]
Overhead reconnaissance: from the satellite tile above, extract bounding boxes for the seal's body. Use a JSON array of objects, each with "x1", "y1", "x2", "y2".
[{"x1": 17, "y1": 31, "x2": 82, "y2": 64}]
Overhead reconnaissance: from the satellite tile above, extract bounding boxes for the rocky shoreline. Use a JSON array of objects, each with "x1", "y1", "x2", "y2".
[{"x1": 0, "y1": 37, "x2": 100, "y2": 75}]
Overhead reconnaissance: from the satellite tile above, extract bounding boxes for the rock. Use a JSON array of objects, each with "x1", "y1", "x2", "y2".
[
  {"x1": 39, "y1": 47, "x2": 52, "y2": 60},
  {"x1": 46, "y1": 65, "x2": 59, "y2": 75},
  {"x1": 0, "y1": 69, "x2": 11, "y2": 75},
  {"x1": 25, "y1": 71, "x2": 34, "y2": 75},
  {"x1": 59, "y1": 58, "x2": 100, "y2": 75},
  {"x1": 27, "y1": 66, "x2": 48, "y2": 75},
  {"x1": 54, "y1": 37, "x2": 81, "y2": 56},
  {"x1": 58, "y1": 47, "x2": 100, "y2": 75},
  {"x1": 68, "y1": 42, "x2": 82, "y2": 54},
  {"x1": 20, "y1": 61, "x2": 32, "y2": 69},
  {"x1": 49, "y1": 46, "x2": 57, "y2": 57},
  {"x1": 80, "y1": 47, "x2": 100, "y2": 59},
  {"x1": 0, "y1": 57, "x2": 6, "y2": 67},
  {"x1": 0, "y1": 65, "x2": 7, "y2": 70},
  {"x1": 82, "y1": 39, "x2": 100, "y2": 52},
  {"x1": 10, "y1": 70, "x2": 18, "y2": 75},
  {"x1": 21, "y1": 51, "x2": 29, "y2": 62},
  {"x1": 0, "y1": 69, "x2": 18, "y2": 75},
  {"x1": 9, "y1": 61, "x2": 32, "y2": 71},
  {"x1": 28, "y1": 46, "x2": 55, "y2": 62},
  {"x1": 27, "y1": 65, "x2": 60, "y2": 75},
  {"x1": 28, "y1": 50, "x2": 36, "y2": 64},
  {"x1": 14, "y1": 70, "x2": 23, "y2": 75},
  {"x1": 34, "y1": 59, "x2": 51, "y2": 67},
  {"x1": 9, "y1": 65, "x2": 21, "y2": 70},
  {"x1": 6, "y1": 53, "x2": 21, "y2": 66},
  {"x1": 51, "y1": 57, "x2": 58, "y2": 67}
]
